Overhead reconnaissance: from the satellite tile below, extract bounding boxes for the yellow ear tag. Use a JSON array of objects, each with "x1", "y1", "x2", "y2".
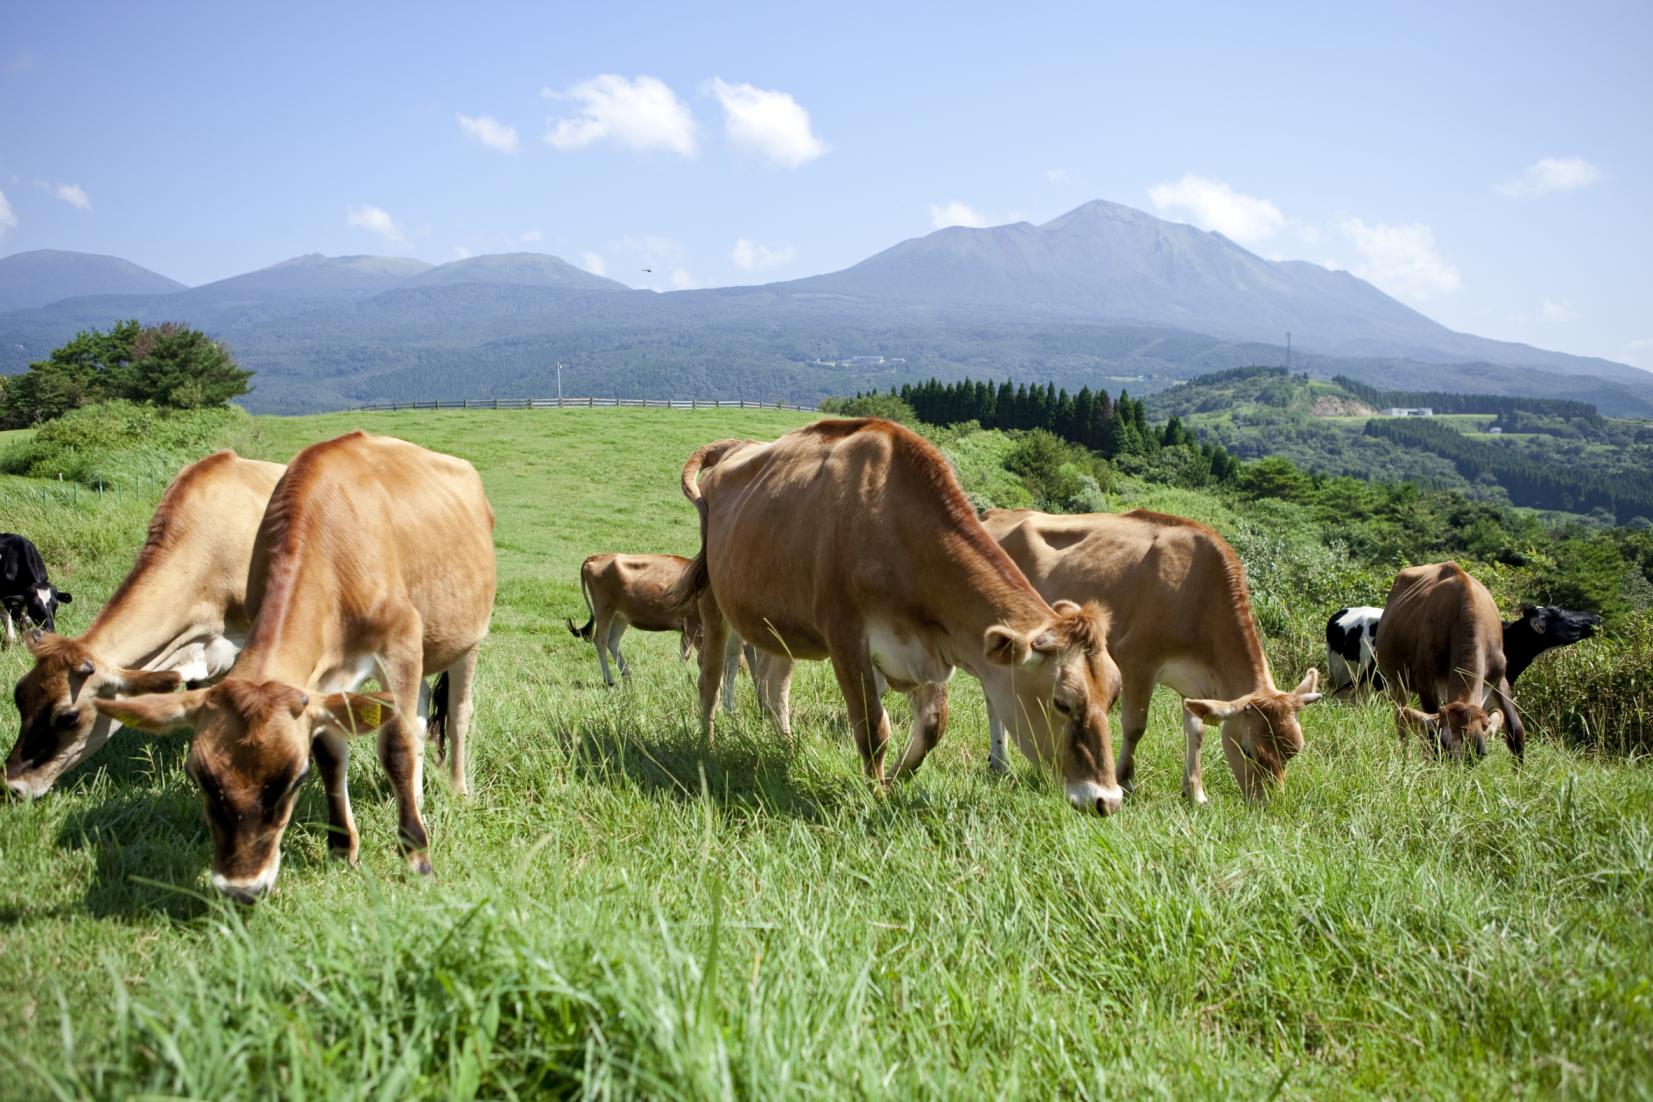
[
  {"x1": 358, "y1": 700, "x2": 383, "y2": 728},
  {"x1": 107, "y1": 709, "x2": 148, "y2": 728}
]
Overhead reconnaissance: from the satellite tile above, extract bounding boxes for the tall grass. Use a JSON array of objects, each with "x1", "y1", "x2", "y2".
[{"x1": 1, "y1": 408, "x2": 1650, "y2": 1099}]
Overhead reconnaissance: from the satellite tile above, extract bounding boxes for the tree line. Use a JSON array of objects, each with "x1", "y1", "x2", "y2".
[
  {"x1": 837, "y1": 376, "x2": 1241, "y2": 478},
  {"x1": 1365, "y1": 417, "x2": 1653, "y2": 522},
  {"x1": 1335, "y1": 375, "x2": 1600, "y2": 422}
]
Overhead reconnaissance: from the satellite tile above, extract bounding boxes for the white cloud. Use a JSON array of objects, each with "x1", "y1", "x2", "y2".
[
  {"x1": 1338, "y1": 217, "x2": 1460, "y2": 301},
  {"x1": 521, "y1": 229, "x2": 543, "y2": 243},
  {"x1": 580, "y1": 251, "x2": 607, "y2": 277},
  {"x1": 0, "y1": 189, "x2": 14, "y2": 235},
  {"x1": 669, "y1": 267, "x2": 695, "y2": 290},
  {"x1": 52, "y1": 183, "x2": 91, "y2": 210},
  {"x1": 730, "y1": 238, "x2": 795, "y2": 270},
  {"x1": 1146, "y1": 173, "x2": 1285, "y2": 244},
  {"x1": 452, "y1": 246, "x2": 473, "y2": 259},
  {"x1": 1540, "y1": 298, "x2": 1579, "y2": 323},
  {"x1": 1044, "y1": 168, "x2": 1068, "y2": 184},
  {"x1": 543, "y1": 75, "x2": 697, "y2": 155},
  {"x1": 706, "y1": 78, "x2": 827, "y2": 168},
  {"x1": 929, "y1": 200, "x2": 990, "y2": 229},
  {"x1": 457, "y1": 113, "x2": 519, "y2": 154},
  {"x1": 1498, "y1": 156, "x2": 1602, "y2": 197},
  {"x1": 346, "y1": 204, "x2": 410, "y2": 247}
]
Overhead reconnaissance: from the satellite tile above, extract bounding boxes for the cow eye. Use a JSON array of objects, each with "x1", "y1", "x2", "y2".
[{"x1": 1052, "y1": 699, "x2": 1073, "y2": 716}]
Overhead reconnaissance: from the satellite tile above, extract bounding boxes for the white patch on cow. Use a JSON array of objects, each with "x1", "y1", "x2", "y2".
[
  {"x1": 1065, "y1": 779, "x2": 1124, "y2": 814},
  {"x1": 986, "y1": 701, "x2": 1009, "y2": 774},
  {"x1": 35, "y1": 587, "x2": 51, "y2": 610},
  {"x1": 3, "y1": 610, "x2": 14, "y2": 646},
  {"x1": 867, "y1": 621, "x2": 952, "y2": 690},
  {"x1": 211, "y1": 851, "x2": 282, "y2": 901}
]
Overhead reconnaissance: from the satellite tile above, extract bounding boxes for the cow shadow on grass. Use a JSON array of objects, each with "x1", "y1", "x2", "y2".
[{"x1": 52, "y1": 783, "x2": 216, "y2": 922}]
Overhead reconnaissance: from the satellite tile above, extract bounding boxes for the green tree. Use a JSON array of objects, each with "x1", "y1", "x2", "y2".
[{"x1": 0, "y1": 320, "x2": 252, "y2": 427}]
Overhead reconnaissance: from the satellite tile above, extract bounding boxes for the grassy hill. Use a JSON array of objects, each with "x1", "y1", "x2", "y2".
[
  {"x1": 1148, "y1": 368, "x2": 1653, "y2": 522},
  {"x1": 2, "y1": 407, "x2": 1651, "y2": 1097}
]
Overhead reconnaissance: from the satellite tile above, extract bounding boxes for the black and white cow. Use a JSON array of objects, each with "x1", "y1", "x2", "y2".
[
  {"x1": 1503, "y1": 605, "x2": 1601, "y2": 683},
  {"x1": 1325, "y1": 605, "x2": 1382, "y2": 692},
  {"x1": 0, "y1": 534, "x2": 72, "y2": 644}
]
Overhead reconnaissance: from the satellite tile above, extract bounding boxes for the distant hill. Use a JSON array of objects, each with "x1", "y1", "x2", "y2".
[
  {"x1": 1, "y1": 201, "x2": 1649, "y2": 415},
  {"x1": 404, "y1": 252, "x2": 626, "y2": 292},
  {"x1": 0, "y1": 249, "x2": 184, "y2": 313},
  {"x1": 783, "y1": 200, "x2": 1641, "y2": 383}
]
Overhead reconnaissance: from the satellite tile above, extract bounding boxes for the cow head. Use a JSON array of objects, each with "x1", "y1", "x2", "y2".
[
  {"x1": 1400, "y1": 702, "x2": 1501, "y2": 760},
  {"x1": 1184, "y1": 669, "x2": 1323, "y2": 800},
  {"x1": 93, "y1": 678, "x2": 396, "y2": 902},
  {"x1": 1518, "y1": 605, "x2": 1601, "y2": 647},
  {"x1": 5, "y1": 631, "x2": 182, "y2": 798},
  {"x1": 5, "y1": 586, "x2": 71, "y2": 634},
  {"x1": 981, "y1": 600, "x2": 1123, "y2": 815}
]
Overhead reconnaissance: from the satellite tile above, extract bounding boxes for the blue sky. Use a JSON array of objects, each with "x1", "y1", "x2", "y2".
[{"x1": 2, "y1": 1, "x2": 1649, "y2": 368}]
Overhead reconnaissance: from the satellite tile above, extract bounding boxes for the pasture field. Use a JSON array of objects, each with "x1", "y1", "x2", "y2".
[{"x1": 2, "y1": 408, "x2": 1651, "y2": 1100}]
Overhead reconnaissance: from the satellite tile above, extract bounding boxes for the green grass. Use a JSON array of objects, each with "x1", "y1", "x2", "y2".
[{"x1": 2, "y1": 408, "x2": 1651, "y2": 1099}]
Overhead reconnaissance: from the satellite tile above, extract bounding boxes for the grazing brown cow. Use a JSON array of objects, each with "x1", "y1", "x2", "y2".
[
  {"x1": 567, "y1": 553, "x2": 704, "y2": 684},
  {"x1": 1375, "y1": 561, "x2": 1524, "y2": 761},
  {"x1": 6, "y1": 451, "x2": 286, "y2": 798},
  {"x1": 982, "y1": 509, "x2": 1322, "y2": 802},
  {"x1": 95, "y1": 432, "x2": 496, "y2": 901},
  {"x1": 670, "y1": 418, "x2": 1124, "y2": 813}
]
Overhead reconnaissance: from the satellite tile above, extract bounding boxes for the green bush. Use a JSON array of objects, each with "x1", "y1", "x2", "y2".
[
  {"x1": 1517, "y1": 612, "x2": 1653, "y2": 754},
  {"x1": 817, "y1": 392, "x2": 917, "y2": 424},
  {"x1": 0, "y1": 399, "x2": 256, "y2": 489}
]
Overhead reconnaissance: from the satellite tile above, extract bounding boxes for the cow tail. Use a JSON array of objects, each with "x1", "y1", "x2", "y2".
[
  {"x1": 667, "y1": 439, "x2": 748, "y2": 614},
  {"x1": 429, "y1": 672, "x2": 450, "y2": 764},
  {"x1": 568, "y1": 562, "x2": 597, "y2": 640}
]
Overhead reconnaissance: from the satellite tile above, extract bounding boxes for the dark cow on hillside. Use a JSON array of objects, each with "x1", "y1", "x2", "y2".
[
  {"x1": 1502, "y1": 605, "x2": 1601, "y2": 682},
  {"x1": 1, "y1": 534, "x2": 72, "y2": 644},
  {"x1": 1328, "y1": 602, "x2": 1599, "y2": 692},
  {"x1": 1325, "y1": 605, "x2": 1382, "y2": 692}
]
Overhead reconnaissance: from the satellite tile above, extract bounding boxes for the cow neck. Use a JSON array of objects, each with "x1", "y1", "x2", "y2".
[
  {"x1": 80, "y1": 569, "x2": 227, "y2": 671},
  {"x1": 231, "y1": 558, "x2": 334, "y2": 689},
  {"x1": 1501, "y1": 622, "x2": 1538, "y2": 682},
  {"x1": 931, "y1": 527, "x2": 1054, "y2": 679}
]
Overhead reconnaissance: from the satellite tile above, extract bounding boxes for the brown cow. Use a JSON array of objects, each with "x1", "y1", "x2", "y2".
[
  {"x1": 982, "y1": 509, "x2": 1322, "y2": 802},
  {"x1": 94, "y1": 432, "x2": 496, "y2": 901},
  {"x1": 567, "y1": 553, "x2": 704, "y2": 684},
  {"x1": 6, "y1": 451, "x2": 286, "y2": 798},
  {"x1": 670, "y1": 418, "x2": 1124, "y2": 813},
  {"x1": 1375, "y1": 561, "x2": 1523, "y2": 761}
]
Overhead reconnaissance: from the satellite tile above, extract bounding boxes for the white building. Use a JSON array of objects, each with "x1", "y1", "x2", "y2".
[{"x1": 1380, "y1": 407, "x2": 1434, "y2": 417}]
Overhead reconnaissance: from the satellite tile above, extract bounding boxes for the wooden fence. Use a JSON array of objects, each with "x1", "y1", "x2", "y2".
[{"x1": 354, "y1": 397, "x2": 820, "y2": 413}]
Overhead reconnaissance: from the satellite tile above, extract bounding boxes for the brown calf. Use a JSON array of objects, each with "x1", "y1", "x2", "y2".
[
  {"x1": 95, "y1": 432, "x2": 497, "y2": 901},
  {"x1": 671, "y1": 418, "x2": 1124, "y2": 813},
  {"x1": 6, "y1": 451, "x2": 285, "y2": 798},
  {"x1": 1375, "y1": 561, "x2": 1524, "y2": 761},
  {"x1": 983, "y1": 509, "x2": 1322, "y2": 802}
]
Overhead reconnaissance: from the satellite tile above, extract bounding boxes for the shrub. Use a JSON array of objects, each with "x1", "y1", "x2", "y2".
[
  {"x1": 0, "y1": 399, "x2": 256, "y2": 489},
  {"x1": 1517, "y1": 612, "x2": 1653, "y2": 754},
  {"x1": 817, "y1": 392, "x2": 916, "y2": 424}
]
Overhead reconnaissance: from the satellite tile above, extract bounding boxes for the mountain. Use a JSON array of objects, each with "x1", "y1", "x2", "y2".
[
  {"x1": 188, "y1": 253, "x2": 432, "y2": 301},
  {"x1": 782, "y1": 200, "x2": 1640, "y2": 382},
  {"x1": 1, "y1": 203, "x2": 1648, "y2": 416},
  {"x1": 404, "y1": 252, "x2": 627, "y2": 292},
  {"x1": 0, "y1": 249, "x2": 185, "y2": 313}
]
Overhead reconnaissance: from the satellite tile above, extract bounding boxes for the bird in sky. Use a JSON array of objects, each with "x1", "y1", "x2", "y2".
[{"x1": 641, "y1": 267, "x2": 653, "y2": 273}]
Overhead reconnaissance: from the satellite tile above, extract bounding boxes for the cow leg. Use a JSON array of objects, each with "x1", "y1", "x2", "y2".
[
  {"x1": 828, "y1": 638, "x2": 890, "y2": 784},
  {"x1": 593, "y1": 613, "x2": 617, "y2": 686},
  {"x1": 2, "y1": 610, "x2": 13, "y2": 647},
  {"x1": 721, "y1": 633, "x2": 744, "y2": 715},
  {"x1": 376, "y1": 641, "x2": 434, "y2": 875},
  {"x1": 756, "y1": 653, "x2": 795, "y2": 741},
  {"x1": 607, "y1": 620, "x2": 631, "y2": 680},
  {"x1": 987, "y1": 698, "x2": 1010, "y2": 775},
  {"x1": 311, "y1": 732, "x2": 359, "y2": 865},
  {"x1": 1181, "y1": 705, "x2": 1209, "y2": 805},
  {"x1": 1494, "y1": 677, "x2": 1525, "y2": 764},
  {"x1": 695, "y1": 595, "x2": 730, "y2": 744},
  {"x1": 442, "y1": 645, "x2": 480, "y2": 795},
  {"x1": 892, "y1": 681, "x2": 950, "y2": 781},
  {"x1": 1114, "y1": 672, "x2": 1154, "y2": 794}
]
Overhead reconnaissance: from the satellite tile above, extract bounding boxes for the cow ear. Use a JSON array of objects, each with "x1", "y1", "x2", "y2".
[
  {"x1": 1292, "y1": 669, "x2": 1319, "y2": 697},
  {"x1": 312, "y1": 691, "x2": 397, "y2": 737},
  {"x1": 23, "y1": 628, "x2": 51, "y2": 656},
  {"x1": 1185, "y1": 698, "x2": 1245, "y2": 725},
  {"x1": 1400, "y1": 706, "x2": 1439, "y2": 727},
  {"x1": 983, "y1": 626, "x2": 1030, "y2": 666},
  {"x1": 93, "y1": 688, "x2": 208, "y2": 733},
  {"x1": 1029, "y1": 630, "x2": 1062, "y2": 655},
  {"x1": 115, "y1": 668, "x2": 185, "y2": 694},
  {"x1": 55, "y1": 590, "x2": 72, "y2": 605},
  {"x1": 1050, "y1": 599, "x2": 1081, "y2": 616}
]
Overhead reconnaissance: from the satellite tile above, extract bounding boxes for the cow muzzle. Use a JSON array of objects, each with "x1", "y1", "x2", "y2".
[{"x1": 1066, "y1": 780, "x2": 1124, "y2": 816}]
